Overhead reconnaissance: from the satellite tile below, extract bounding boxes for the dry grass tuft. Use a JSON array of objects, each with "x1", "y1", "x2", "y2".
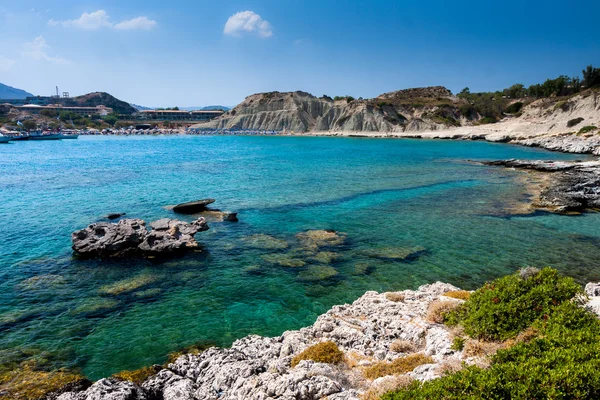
[
  {"x1": 426, "y1": 301, "x2": 459, "y2": 324},
  {"x1": 435, "y1": 359, "x2": 464, "y2": 375},
  {"x1": 443, "y1": 290, "x2": 471, "y2": 300},
  {"x1": 291, "y1": 341, "x2": 345, "y2": 368},
  {"x1": 385, "y1": 293, "x2": 405, "y2": 302},
  {"x1": 112, "y1": 365, "x2": 162, "y2": 385},
  {"x1": 344, "y1": 351, "x2": 375, "y2": 369},
  {"x1": 515, "y1": 326, "x2": 539, "y2": 343},
  {"x1": 360, "y1": 375, "x2": 414, "y2": 400},
  {"x1": 361, "y1": 353, "x2": 434, "y2": 380},
  {"x1": 390, "y1": 340, "x2": 415, "y2": 353},
  {"x1": 463, "y1": 340, "x2": 504, "y2": 358}
]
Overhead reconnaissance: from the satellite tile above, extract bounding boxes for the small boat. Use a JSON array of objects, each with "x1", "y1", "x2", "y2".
[
  {"x1": 9, "y1": 134, "x2": 30, "y2": 141},
  {"x1": 28, "y1": 131, "x2": 62, "y2": 140},
  {"x1": 0, "y1": 134, "x2": 11, "y2": 144},
  {"x1": 59, "y1": 133, "x2": 79, "y2": 139}
]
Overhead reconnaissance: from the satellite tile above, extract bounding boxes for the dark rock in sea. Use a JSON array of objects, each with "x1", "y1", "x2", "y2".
[
  {"x1": 71, "y1": 218, "x2": 209, "y2": 258},
  {"x1": 106, "y1": 213, "x2": 126, "y2": 220},
  {"x1": 483, "y1": 159, "x2": 600, "y2": 212},
  {"x1": 223, "y1": 212, "x2": 238, "y2": 222},
  {"x1": 172, "y1": 199, "x2": 216, "y2": 214},
  {"x1": 72, "y1": 219, "x2": 148, "y2": 258}
]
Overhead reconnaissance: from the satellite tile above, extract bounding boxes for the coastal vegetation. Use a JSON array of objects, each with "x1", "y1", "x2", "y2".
[
  {"x1": 457, "y1": 64, "x2": 600, "y2": 121},
  {"x1": 579, "y1": 125, "x2": 597, "y2": 134},
  {"x1": 383, "y1": 268, "x2": 600, "y2": 399}
]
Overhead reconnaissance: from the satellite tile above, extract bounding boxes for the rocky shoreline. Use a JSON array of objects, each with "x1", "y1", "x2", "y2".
[
  {"x1": 482, "y1": 159, "x2": 600, "y2": 213},
  {"x1": 50, "y1": 279, "x2": 600, "y2": 400}
]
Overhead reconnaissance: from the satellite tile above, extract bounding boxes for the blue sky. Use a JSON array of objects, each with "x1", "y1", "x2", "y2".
[{"x1": 1, "y1": 0, "x2": 599, "y2": 107}]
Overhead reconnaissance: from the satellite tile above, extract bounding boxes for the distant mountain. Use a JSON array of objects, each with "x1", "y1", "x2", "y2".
[
  {"x1": 0, "y1": 83, "x2": 34, "y2": 99},
  {"x1": 130, "y1": 105, "x2": 231, "y2": 111},
  {"x1": 130, "y1": 103, "x2": 152, "y2": 111},
  {"x1": 67, "y1": 92, "x2": 137, "y2": 115},
  {"x1": 199, "y1": 105, "x2": 231, "y2": 111}
]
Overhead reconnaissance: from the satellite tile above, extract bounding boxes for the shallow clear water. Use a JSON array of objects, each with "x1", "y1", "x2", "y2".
[{"x1": 1, "y1": 135, "x2": 599, "y2": 379}]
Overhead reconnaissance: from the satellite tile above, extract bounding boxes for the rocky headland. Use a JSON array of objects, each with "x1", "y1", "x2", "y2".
[
  {"x1": 49, "y1": 275, "x2": 600, "y2": 400},
  {"x1": 192, "y1": 87, "x2": 600, "y2": 155}
]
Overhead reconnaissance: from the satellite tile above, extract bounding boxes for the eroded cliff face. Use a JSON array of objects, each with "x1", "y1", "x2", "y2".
[{"x1": 193, "y1": 87, "x2": 479, "y2": 133}]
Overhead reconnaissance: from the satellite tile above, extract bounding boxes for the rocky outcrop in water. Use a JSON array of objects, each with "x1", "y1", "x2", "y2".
[
  {"x1": 192, "y1": 87, "x2": 477, "y2": 133},
  {"x1": 483, "y1": 159, "x2": 600, "y2": 212},
  {"x1": 71, "y1": 218, "x2": 209, "y2": 257}
]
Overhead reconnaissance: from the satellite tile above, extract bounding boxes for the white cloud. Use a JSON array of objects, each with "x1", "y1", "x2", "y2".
[
  {"x1": 48, "y1": 10, "x2": 156, "y2": 31},
  {"x1": 224, "y1": 11, "x2": 272, "y2": 38},
  {"x1": 114, "y1": 16, "x2": 156, "y2": 31},
  {"x1": 0, "y1": 56, "x2": 15, "y2": 71},
  {"x1": 49, "y1": 10, "x2": 112, "y2": 30},
  {"x1": 22, "y1": 36, "x2": 69, "y2": 64}
]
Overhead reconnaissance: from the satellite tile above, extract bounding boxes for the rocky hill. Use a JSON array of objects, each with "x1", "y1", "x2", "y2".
[
  {"x1": 193, "y1": 87, "x2": 479, "y2": 132},
  {"x1": 67, "y1": 92, "x2": 137, "y2": 115},
  {"x1": 0, "y1": 83, "x2": 33, "y2": 99}
]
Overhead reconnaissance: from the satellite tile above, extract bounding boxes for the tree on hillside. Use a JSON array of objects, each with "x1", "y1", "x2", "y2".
[
  {"x1": 583, "y1": 65, "x2": 600, "y2": 88},
  {"x1": 504, "y1": 84, "x2": 525, "y2": 99},
  {"x1": 102, "y1": 114, "x2": 119, "y2": 126},
  {"x1": 23, "y1": 120, "x2": 37, "y2": 130}
]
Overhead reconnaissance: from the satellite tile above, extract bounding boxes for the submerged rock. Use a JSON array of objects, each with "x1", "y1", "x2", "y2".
[
  {"x1": 98, "y1": 274, "x2": 161, "y2": 296},
  {"x1": 307, "y1": 251, "x2": 341, "y2": 264},
  {"x1": 71, "y1": 218, "x2": 209, "y2": 258},
  {"x1": 261, "y1": 253, "x2": 306, "y2": 268},
  {"x1": 297, "y1": 265, "x2": 340, "y2": 282},
  {"x1": 352, "y1": 261, "x2": 376, "y2": 275},
  {"x1": 172, "y1": 199, "x2": 216, "y2": 214},
  {"x1": 296, "y1": 230, "x2": 346, "y2": 249},
  {"x1": 197, "y1": 210, "x2": 238, "y2": 222},
  {"x1": 361, "y1": 246, "x2": 427, "y2": 261},
  {"x1": 16, "y1": 274, "x2": 66, "y2": 291},
  {"x1": 243, "y1": 234, "x2": 289, "y2": 250},
  {"x1": 72, "y1": 298, "x2": 120, "y2": 316}
]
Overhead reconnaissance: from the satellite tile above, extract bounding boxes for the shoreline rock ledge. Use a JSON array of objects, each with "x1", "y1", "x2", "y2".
[
  {"x1": 71, "y1": 217, "x2": 209, "y2": 257},
  {"x1": 51, "y1": 280, "x2": 600, "y2": 400}
]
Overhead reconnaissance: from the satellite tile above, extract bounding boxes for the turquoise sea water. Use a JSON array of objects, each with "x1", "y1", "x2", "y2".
[{"x1": 1, "y1": 135, "x2": 599, "y2": 379}]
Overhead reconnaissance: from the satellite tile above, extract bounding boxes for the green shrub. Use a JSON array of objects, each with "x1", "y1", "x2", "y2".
[
  {"x1": 383, "y1": 302, "x2": 600, "y2": 400},
  {"x1": 553, "y1": 100, "x2": 570, "y2": 111},
  {"x1": 479, "y1": 116, "x2": 497, "y2": 124},
  {"x1": 504, "y1": 102, "x2": 523, "y2": 114},
  {"x1": 567, "y1": 117, "x2": 584, "y2": 127},
  {"x1": 291, "y1": 341, "x2": 344, "y2": 367},
  {"x1": 451, "y1": 337, "x2": 465, "y2": 351},
  {"x1": 579, "y1": 125, "x2": 597, "y2": 134},
  {"x1": 447, "y1": 268, "x2": 581, "y2": 341}
]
